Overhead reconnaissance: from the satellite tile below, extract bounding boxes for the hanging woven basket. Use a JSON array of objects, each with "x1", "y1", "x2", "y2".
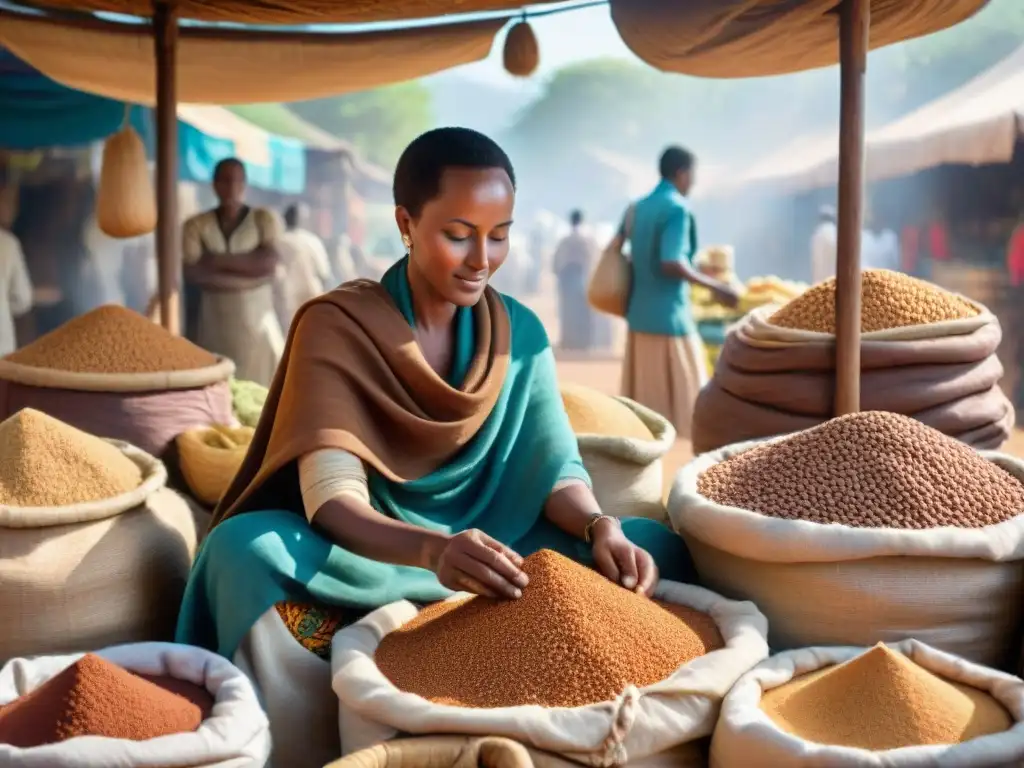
[
  {"x1": 96, "y1": 116, "x2": 157, "y2": 239},
  {"x1": 503, "y1": 19, "x2": 539, "y2": 78}
]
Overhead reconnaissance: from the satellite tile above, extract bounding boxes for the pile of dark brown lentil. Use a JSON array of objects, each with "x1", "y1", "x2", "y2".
[
  {"x1": 697, "y1": 412, "x2": 1024, "y2": 530},
  {"x1": 374, "y1": 549, "x2": 723, "y2": 708}
]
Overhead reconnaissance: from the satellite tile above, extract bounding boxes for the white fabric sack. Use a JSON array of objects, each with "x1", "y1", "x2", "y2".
[
  {"x1": 669, "y1": 440, "x2": 1024, "y2": 668},
  {"x1": 233, "y1": 606, "x2": 340, "y2": 768},
  {"x1": 0, "y1": 642, "x2": 270, "y2": 768},
  {"x1": 332, "y1": 581, "x2": 769, "y2": 767},
  {"x1": 576, "y1": 397, "x2": 676, "y2": 523},
  {"x1": 710, "y1": 639, "x2": 1024, "y2": 768}
]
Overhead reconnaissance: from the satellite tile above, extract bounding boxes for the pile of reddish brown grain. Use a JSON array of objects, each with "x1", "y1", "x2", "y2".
[
  {"x1": 761, "y1": 644, "x2": 1013, "y2": 750},
  {"x1": 0, "y1": 654, "x2": 214, "y2": 747},
  {"x1": 768, "y1": 269, "x2": 978, "y2": 334},
  {"x1": 4, "y1": 304, "x2": 217, "y2": 374},
  {"x1": 697, "y1": 411, "x2": 1024, "y2": 530},
  {"x1": 374, "y1": 549, "x2": 723, "y2": 708},
  {"x1": 0, "y1": 409, "x2": 142, "y2": 507},
  {"x1": 561, "y1": 384, "x2": 653, "y2": 440}
]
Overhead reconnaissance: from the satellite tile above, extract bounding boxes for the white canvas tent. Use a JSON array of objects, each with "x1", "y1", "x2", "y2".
[{"x1": 705, "y1": 41, "x2": 1024, "y2": 197}]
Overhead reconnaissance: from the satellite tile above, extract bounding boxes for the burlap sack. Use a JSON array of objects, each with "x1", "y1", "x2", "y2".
[
  {"x1": 325, "y1": 736, "x2": 707, "y2": 768},
  {"x1": 710, "y1": 639, "x2": 1024, "y2": 768},
  {"x1": 332, "y1": 582, "x2": 769, "y2": 767},
  {"x1": 0, "y1": 357, "x2": 237, "y2": 458},
  {"x1": 0, "y1": 642, "x2": 270, "y2": 767},
  {"x1": 576, "y1": 398, "x2": 675, "y2": 522},
  {"x1": 692, "y1": 307, "x2": 1013, "y2": 454},
  {"x1": 587, "y1": 206, "x2": 634, "y2": 318},
  {"x1": 669, "y1": 441, "x2": 1024, "y2": 669},
  {"x1": 0, "y1": 441, "x2": 202, "y2": 664}
]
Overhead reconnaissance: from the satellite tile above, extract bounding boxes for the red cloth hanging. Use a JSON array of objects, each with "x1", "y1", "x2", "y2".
[{"x1": 1008, "y1": 225, "x2": 1024, "y2": 287}]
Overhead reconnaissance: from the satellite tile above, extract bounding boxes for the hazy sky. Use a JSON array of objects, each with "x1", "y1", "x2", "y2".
[{"x1": 456, "y1": 4, "x2": 635, "y2": 87}]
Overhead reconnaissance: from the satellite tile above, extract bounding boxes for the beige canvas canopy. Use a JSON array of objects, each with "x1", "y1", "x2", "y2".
[
  {"x1": 609, "y1": 0, "x2": 989, "y2": 78},
  {"x1": 0, "y1": 11, "x2": 503, "y2": 105}
]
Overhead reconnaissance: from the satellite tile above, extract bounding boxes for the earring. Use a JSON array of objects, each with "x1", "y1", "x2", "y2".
[{"x1": 402, "y1": 234, "x2": 412, "y2": 251}]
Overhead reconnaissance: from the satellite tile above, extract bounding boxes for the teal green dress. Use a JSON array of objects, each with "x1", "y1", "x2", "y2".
[{"x1": 176, "y1": 259, "x2": 696, "y2": 658}]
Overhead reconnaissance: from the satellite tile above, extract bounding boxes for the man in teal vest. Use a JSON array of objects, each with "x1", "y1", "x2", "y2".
[{"x1": 621, "y1": 146, "x2": 739, "y2": 440}]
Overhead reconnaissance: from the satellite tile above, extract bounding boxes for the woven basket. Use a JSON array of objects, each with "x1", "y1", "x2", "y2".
[
  {"x1": 576, "y1": 397, "x2": 675, "y2": 522},
  {"x1": 176, "y1": 425, "x2": 254, "y2": 507}
]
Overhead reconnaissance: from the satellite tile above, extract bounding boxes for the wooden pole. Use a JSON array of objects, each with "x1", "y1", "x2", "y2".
[
  {"x1": 833, "y1": 0, "x2": 869, "y2": 416},
  {"x1": 153, "y1": 1, "x2": 180, "y2": 335}
]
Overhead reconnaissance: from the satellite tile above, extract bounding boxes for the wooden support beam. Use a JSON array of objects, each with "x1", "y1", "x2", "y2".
[
  {"x1": 834, "y1": 0, "x2": 870, "y2": 416},
  {"x1": 153, "y1": 1, "x2": 180, "y2": 335}
]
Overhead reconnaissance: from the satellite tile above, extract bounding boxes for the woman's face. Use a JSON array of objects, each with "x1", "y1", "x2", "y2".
[{"x1": 398, "y1": 166, "x2": 514, "y2": 307}]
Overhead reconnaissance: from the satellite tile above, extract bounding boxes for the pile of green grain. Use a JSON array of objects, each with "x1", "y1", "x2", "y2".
[
  {"x1": 4, "y1": 305, "x2": 218, "y2": 374},
  {"x1": 761, "y1": 644, "x2": 1012, "y2": 750},
  {"x1": 769, "y1": 269, "x2": 978, "y2": 334},
  {"x1": 561, "y1": 384, "x2": 653, "y2": 440},
  {"x1": 0, "y1": 409, "x2": 142, "y2": 507},
  {"x1": 697, "y1": 411, "x2": 1024, "y2": 530},
  {"x1": 374, "y1": 549, "x2": 723, "y2": 708}
]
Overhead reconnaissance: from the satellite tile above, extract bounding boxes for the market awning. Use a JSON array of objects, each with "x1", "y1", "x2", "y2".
[
  {"x1": 0, "y1": 9, "x2": 503, "y2": 104},
  {"x1": 0, "y1": 46, "x2": 150, "y2": 149},
  {"x1": 227, "y1": 103, "x2": 392, "y2": 202},
  {"x1": 178, "y1": 105, "x2": 306, "y2": 194},
  {"x1": 16, "y1": 0, "x2": 567, "y2": 23},
  {"x1": 703, "y1": 40, "x2": 1024, "y2": 197},
  {"x1": 609, "y1": 0, "x2": 990, "y2": 78}
]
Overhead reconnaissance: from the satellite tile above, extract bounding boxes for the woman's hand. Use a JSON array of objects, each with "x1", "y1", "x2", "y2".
[
  {"x1": 591, "y1": 519, "x2": 659, "y2": 596},
  {"x1": 432, "y1": 529, "x2": 529, "y2": 599}
]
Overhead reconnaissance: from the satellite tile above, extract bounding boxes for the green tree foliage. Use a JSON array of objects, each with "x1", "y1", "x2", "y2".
[{"x1": 292, "y1": 81, "x2": 434, "y2": 168}]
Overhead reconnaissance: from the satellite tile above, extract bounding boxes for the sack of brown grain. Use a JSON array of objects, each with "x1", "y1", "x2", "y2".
[
  {"x1": 0, "y1": 305, "x2": 237, "y2": 458},
  {"x1": 692, "y1": 301, "x2": 1013, "y2": 454},
  {"x1": 710, "y1": 639, "x2": 1024, "y2": 767},
  {"x1": 326, "y1": 735, "x2": 707, "y2": 768},
  {"x1": 0, "y1": 410, "x2": 203, "y2": 664},
  {"x1": 561, "y1": 385, "x2": 675, "y2": 522},
  {"x1": 332, "y1": 553, "x2": 769, "y2": 766},
  {"x1": 0, "y1": 642, "x2": 270, "y2": 767},
  {"x1": 670, "y1": 413, "x2": 1024, "y2": 669}
]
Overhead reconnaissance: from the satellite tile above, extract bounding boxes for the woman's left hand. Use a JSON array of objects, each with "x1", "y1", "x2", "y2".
[{"x1": 591, "y1": 519, "x2": 659, "y2": 596}]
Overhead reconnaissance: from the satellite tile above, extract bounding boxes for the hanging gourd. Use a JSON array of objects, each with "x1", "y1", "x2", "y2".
[
  {"x1": 96, "y1": 107, "x2": 156, "y2": 239},
  {"x1": 503, "y1": 17, "x2": 539, "y2": 78}
]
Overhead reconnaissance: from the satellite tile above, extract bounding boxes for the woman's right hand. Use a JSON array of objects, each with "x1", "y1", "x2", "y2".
[{"x1": 432, "y1": 529, "x2": 529, "y2": 599}]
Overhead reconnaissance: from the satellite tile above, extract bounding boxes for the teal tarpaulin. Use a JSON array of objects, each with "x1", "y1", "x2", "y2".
[{"x1": 1, "y1": 48, "x2": 306, "y2": 194}]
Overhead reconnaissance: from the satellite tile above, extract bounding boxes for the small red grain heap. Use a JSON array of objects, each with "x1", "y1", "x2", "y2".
[{"x1": 0, "y1": 654, "x2": 214, "y2": 747}]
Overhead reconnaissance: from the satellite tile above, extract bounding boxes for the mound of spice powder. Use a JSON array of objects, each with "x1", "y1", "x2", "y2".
[
  {"x1": 761, "y1": 644, "x2": 1013, "y2": 751},
  {"x1": 561, "y1": 384, "x2": 653, "y2": 440},
  {"x1": 374, "y1": 549, "x2": 724, "y2": 708},
  {"x1": 4, "y1": 304, "x2": 218, "y2": 374},
  {"x1": 0, "y1": 653, "x2": 214, "y2": 747},
  {"x1": 768, "y1": 269, "x2": 978, "y2": 334},
  {"x1": 697, "y1": 411, "x2": 1024, "y2": 530},
  {"x1": 0, "y1": 408, "x2": 142, "y2": 507}
]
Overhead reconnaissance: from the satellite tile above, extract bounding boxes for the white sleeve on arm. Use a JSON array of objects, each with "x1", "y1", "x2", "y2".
[
  {"x1": 297, "y1": 448, "x2": 371, "y2": 523},
  {"x1": 8, "y1": 237, "x2": 33, "y2": 317},
  {"x1": 181, "y1": 217, "x2": 203, "y2": 266}
]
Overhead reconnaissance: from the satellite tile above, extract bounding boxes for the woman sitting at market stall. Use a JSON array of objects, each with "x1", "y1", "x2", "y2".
[{"x1": 177, "y1": 128, "x2": 695, "y2": 665}]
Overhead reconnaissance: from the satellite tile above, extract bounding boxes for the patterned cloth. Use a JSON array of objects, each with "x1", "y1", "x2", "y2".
[{"x1": 275, "y1": 601, "x2": 349, "y2": 660}]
